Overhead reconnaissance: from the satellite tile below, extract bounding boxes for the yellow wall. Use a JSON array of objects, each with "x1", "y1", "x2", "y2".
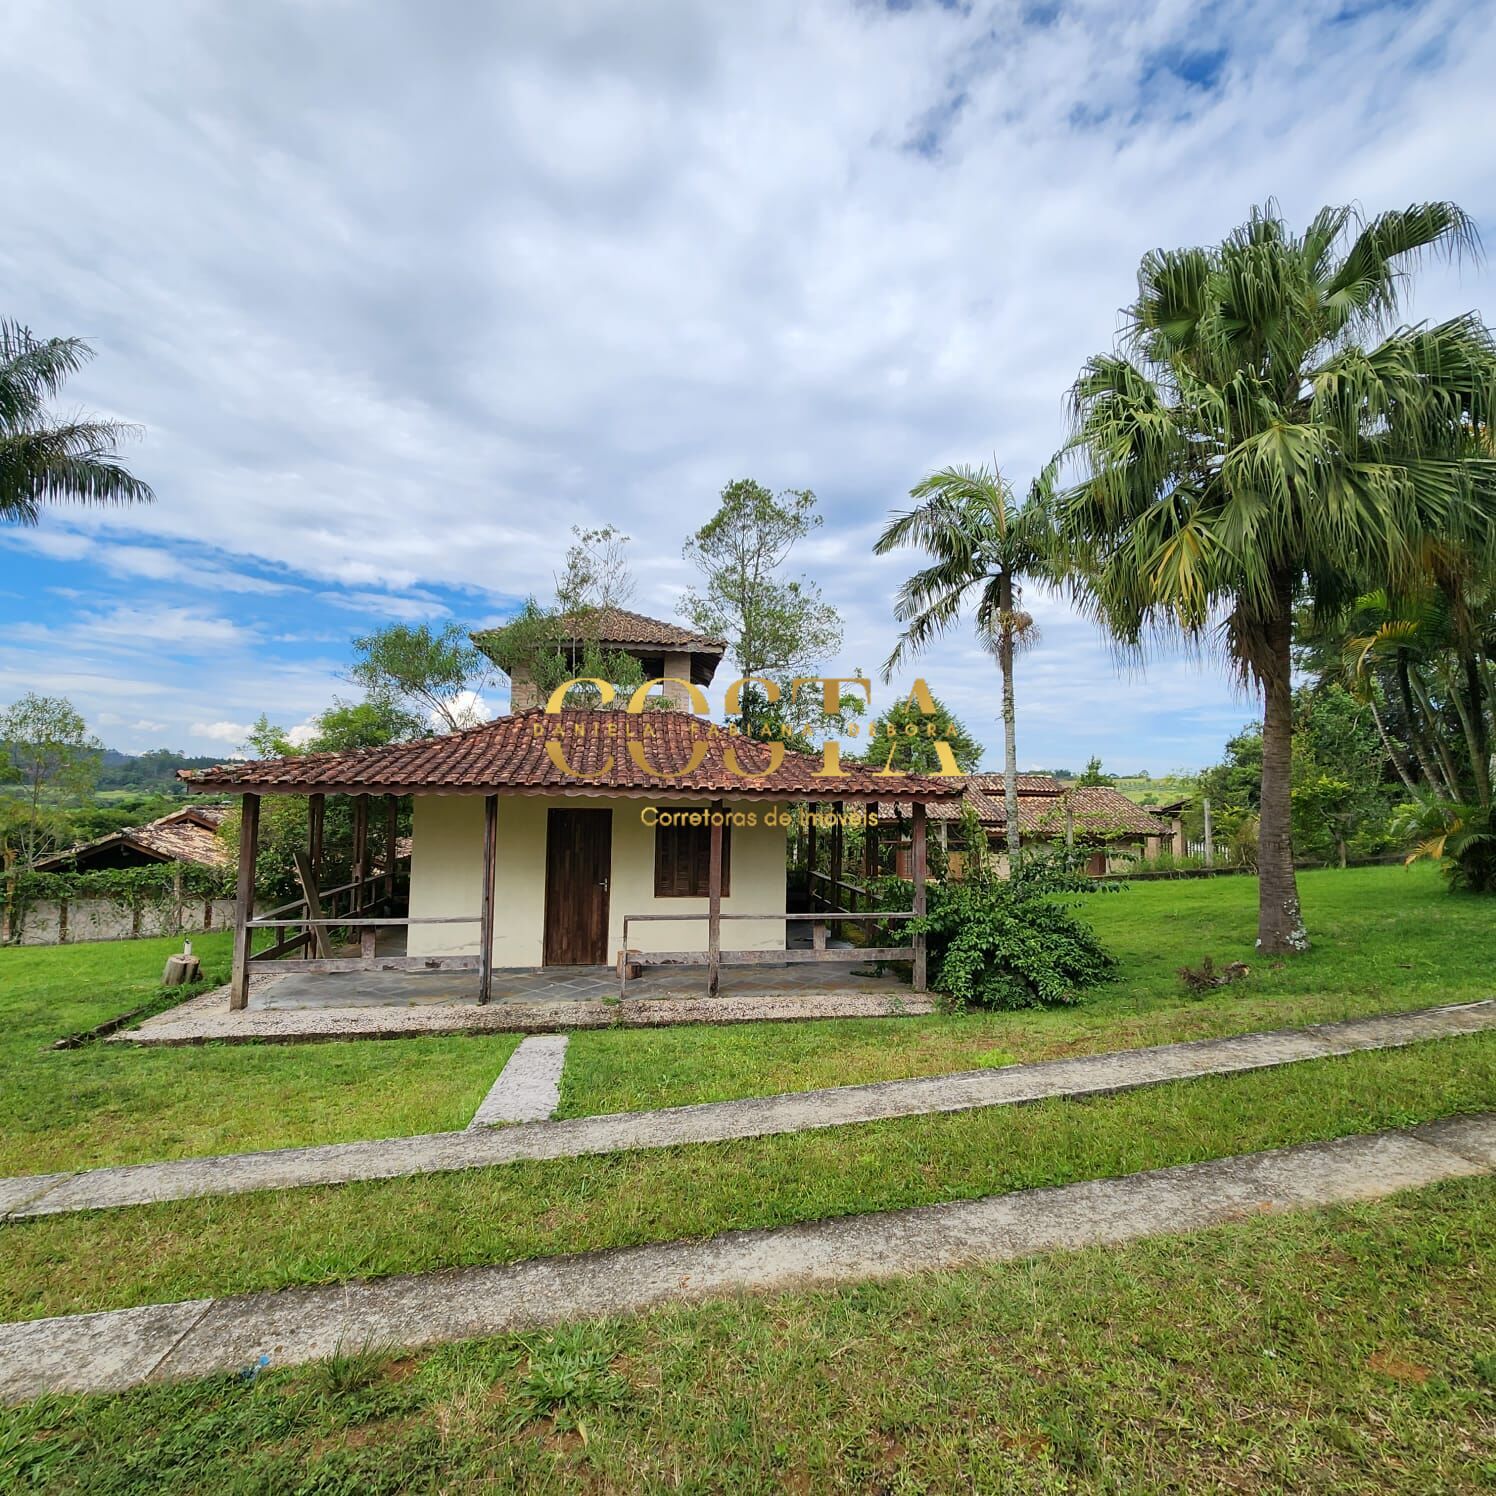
[{"x1": 407, "y1": 795, "x2": 788, "y2": 966}]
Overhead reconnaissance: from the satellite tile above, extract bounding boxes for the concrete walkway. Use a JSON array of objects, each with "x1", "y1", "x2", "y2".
[
  {"x1": 1, "y1": 1114, "x2": 1490, "y2": 1403},
  {"x1": 4, "y1": 1000, "x2": 1492, "y2": 1222},
  {"x1": 468, "y1": 1036, "x2": 569, "y2": 1127}
]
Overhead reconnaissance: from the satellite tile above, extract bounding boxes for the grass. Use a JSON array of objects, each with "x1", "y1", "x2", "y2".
[
  {"x1": 4, "y1": 1177, "x2": 1491, "y2": 1493},
  {"x1": 559, "y1": 864, "x2": 1496, "y2": 1115},
  {"x1": 2, "y1": 1033, "x2": 1491, "y2": 1321},
  {"x1": 2, "y1": 867, "x2": 1489, "y2": 1175},
  {"x1": 0, "y1": 934, "x2": 520, "y2": 1173}
]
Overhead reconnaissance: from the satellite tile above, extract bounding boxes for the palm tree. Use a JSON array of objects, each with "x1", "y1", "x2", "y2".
[
  {"x1": 0, "y1": 321, "x2": 153, "y2": 524},
  {"x1": 1057, "y1": 201, "x2": 1496, "y2": 952},
  {"x1": 875, "y1": 463, "x2": 1055, "y2": 862}
]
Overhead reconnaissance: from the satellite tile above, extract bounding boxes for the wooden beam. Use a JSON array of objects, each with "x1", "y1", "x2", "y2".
[
  {"x1": 291, "y1": 850, "x2": 334, "y2": 958},
  {"x1": 229, "y1": 793, "x2": 260, "y2": 1011},
  {"x1": 307, "y1": 793, "x2": 325, "y2": 877},
  {"x1": 830, "y1": 800, "x2": 844, "y2": 939},
  {"x1": 384, "y1": 794, "x2": 399, "y2": 902},
  {"x1": 351, "y1": 793, "x2": 370, "y2": 910},
  {"x1": 478, "y1": 793, "x2": 498, "y2": 1003},
  {"x1": 306, "y1": 792, "x2": 325, "y2": 953},
  {"x1": 912, "y1": 801, "x2": 927, "y2": 994},
  {"x1": 266, "y1": 955, "x2": 481, "y2": 974},
  {"x1": 629, "y1": 947, "x2": 912, "y2": 968},
  {"x1": 805, "y1": 805, "x2": 818, "y2": 907},
  {"x1": 707, "y1": 797, "x2": 723, "y2": 996}
]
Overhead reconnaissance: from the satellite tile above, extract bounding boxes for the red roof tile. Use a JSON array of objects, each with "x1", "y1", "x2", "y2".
[
  {"x1": 1026, "y1": 785, "x2": 1170, "y2": 839},
  {"x1": 877, "y1": 779, "x2": 1168, "y2": 839},
  {"x1": 31, "y1": 806, "x2": 234, "y2": 871},
  {"x1": 476, "y1": 607, "x2": 726, "y2": 654},
  {"x1": 180, "y1": 709, "x2": 963, "y2": 801},
  {"x1": 968, "y1": 772, "x2": 1065, "y2": 796}
]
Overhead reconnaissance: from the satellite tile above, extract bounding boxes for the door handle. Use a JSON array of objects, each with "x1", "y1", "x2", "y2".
[{"x1": 599, "y1": 877, "x2": 609, "y2": 892}]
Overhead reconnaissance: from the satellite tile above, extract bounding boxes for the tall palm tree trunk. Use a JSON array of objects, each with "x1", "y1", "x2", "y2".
[
  {"x1": 997, "y1": 574, "x2": 1021, "y2": 864},
  {"x1": 1367, "y1": 696, "x2": 1421, "y2": 797},
  {"x1": 1257, "y1": 574, "x2": 1308, "y2": 953}
]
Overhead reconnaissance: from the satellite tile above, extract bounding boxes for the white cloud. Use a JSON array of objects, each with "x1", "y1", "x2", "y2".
[
  {"x1": 437, "y1": 690, "x2": 493, "y2": 729},
  {"x1": 191, "y1": 720, "x2": 251, "y2": 745}
]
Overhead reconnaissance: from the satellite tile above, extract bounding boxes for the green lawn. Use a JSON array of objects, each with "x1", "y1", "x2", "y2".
[
  {"x1": 0, "y1": 934, "x2": 519, "y2": 1174},
  {"x1": 559, "y1": 864, "x2": 1496, "y2": 1115},
  {"x1": 5, "y1": 1177, "x2": 1491, "y2": 1493},
  {"x1": 0, "y1": 865, "x2": 1491, "y2": 1175},
  {"x1": 3, "y1": 1034, "x2": 1491, "y2": 1321}
]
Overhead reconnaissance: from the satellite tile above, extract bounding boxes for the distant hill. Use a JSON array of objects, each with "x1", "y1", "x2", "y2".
[{"x1": 97, "y1": 748, "x2": 225, "y2": 793}]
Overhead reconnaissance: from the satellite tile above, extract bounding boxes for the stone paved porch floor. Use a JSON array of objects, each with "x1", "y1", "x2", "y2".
[
  {"x1": 252, "y1": 958, "x2": 903, "y2": 1011},
  {"x1": 114, "y1": 960, "x2": 930, "y2": 1044}
]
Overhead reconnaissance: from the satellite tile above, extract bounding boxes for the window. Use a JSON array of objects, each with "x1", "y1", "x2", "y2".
[{"x1": 654, "y1": 814, "x2": 731, "y2": 898}]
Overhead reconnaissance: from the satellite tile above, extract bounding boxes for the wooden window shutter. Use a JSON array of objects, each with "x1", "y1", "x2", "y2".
[{"x1": 654, "y1": 817, "x2": 731, "y2": 897}]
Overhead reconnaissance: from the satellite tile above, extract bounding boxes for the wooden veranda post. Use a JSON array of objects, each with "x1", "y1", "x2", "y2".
[
  {"x1": 911, "y1": 801, "x2": 927, "y2": 994},
  {"x1": 307, "y1": 793, "x2": 325, "y2": 878},
  {"x1": 351, "y1": 794, "x2": 370, "y2": 908},
  {"x1": 805, "y1": 805, "x2": 818, "y2": 907},
  {"x1": 707, "y1": 798, "x2": 724, "y2": 997},
  {"x1": 384, "y1": 795, "x2": 399, "y2": 902},
  {"x1": 305, "y1": 792, "x2": 325, "y2": 954},
  {"x1": 230, "y1": 793, "x2": 261, "y2": 1011},
  {"x1": 830, "y1": 801, "x2": 844, "y2": 940},
  {"x1": 478, "y1": 794, "x2": 498, "y2": 1003}
]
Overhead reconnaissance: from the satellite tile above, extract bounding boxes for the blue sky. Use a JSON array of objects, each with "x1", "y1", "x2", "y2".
[{"x1": 2, "y1": 0, "x2": 1493, "y2": 771}]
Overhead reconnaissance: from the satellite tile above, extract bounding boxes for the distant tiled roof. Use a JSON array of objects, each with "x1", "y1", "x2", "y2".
[
  {"x1": 180, "y1": 709, "x2": 963, "y2": 801},
  {"x1": 32, "y1": 805, "x2": 233, "y2": 871},
  {"x1": 1028, "y1": 786, "x2": 1171, "y2": 839},
  {"x1": 569, "y1": 607, "x2": 725, "y2": 652},
  {"x1": 477, "y1": 607, "x2": 726, "y2": 654},
  {"x1": 877, "y1": 779, "x2": 1168, "y2": 840},
  {"x1": 968, "y1": 772, "x2": 1065, "y2": 796}
]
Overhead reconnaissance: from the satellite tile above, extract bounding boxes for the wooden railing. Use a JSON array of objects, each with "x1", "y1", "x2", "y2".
[
  {"x1": 616, "y1": 909, "x2": 922, "y2": 997},
  {"x1": 243, "y1": 864, "x2": 478, "y2": 973}
]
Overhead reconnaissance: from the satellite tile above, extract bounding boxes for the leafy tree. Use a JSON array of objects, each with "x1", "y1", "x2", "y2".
[
  {"x1": 875, "y1": 463, "x2": 1056, "y2": 860},
  {"x1": 474, "y1": 598, "x2": 658, "y2": 710},
  {"x1": 555, "y1": 524, "x2": 636, "y2": 612},
  {"x1": 309, "y1": 697, "x2": 424, "y2": 751},
  {"x1": 242, "y1": 715, "x2": 299, "y2": 758},
  {"x1": 0, "y1": 694, "x2": 103, "y2": 862},
  {"x1": 0, "y1": 321, "x2": 154, "y2": 523},
  {"x1": 349, "y1": 623, "x2": 488, "y2": 733},
  {"x1": 862, "y1": 692, "x2": 982, "y2": 776},
  {"x1": 682, "y1": 479, "x2": 841, "y2": 726},
  {"x1": 242, "y1": 696, "x2": 426, "y2": 760},
  {"x1": 1077, "y1": 756, "x2": 1115, "y2": 786},
  {"x1": 1057, "y1": 201, "x2": 1496, "y2": 952}
]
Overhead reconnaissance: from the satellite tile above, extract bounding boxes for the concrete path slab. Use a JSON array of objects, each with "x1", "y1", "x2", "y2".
[
  {"x1": 1, "y1": 1117, "x2": 1488, "y2": 1403},
  {"x1": 6, "y1": 1000, "x2": 1493, "y2": 1221},
  {"x1": 469, "y1": 1035, "x2": 569, "y2": 1126}
]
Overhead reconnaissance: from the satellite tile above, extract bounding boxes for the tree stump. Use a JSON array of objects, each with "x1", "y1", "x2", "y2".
[{"x1": 162, "y1": 953, "x2": 203, "y2": 987}]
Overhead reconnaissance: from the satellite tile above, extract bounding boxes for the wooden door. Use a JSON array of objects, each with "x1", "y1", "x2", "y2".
[{"x1": 543, "y1": 808, "x2": 612, "y2": 965}]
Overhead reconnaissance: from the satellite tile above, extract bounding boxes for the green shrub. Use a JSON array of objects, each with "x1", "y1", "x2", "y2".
[
  {"x1": 1398, "y1": 800, "x2": 1496, "y2": 894},
  {"x1": 878, "y1": 856, "x2": 1118, "y2": 1011}
]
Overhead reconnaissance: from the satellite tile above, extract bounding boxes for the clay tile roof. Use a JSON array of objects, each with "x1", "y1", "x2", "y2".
[
  {"x1": 1028, "y1": 786, "x2": 1171, "y2": 839},
  {"x1": 968, "y1": 772, "x2": 1065, "y2": 796},
  {"x1": 878, "y1": 777, "x2": 1006, "y2": 824},
  {"x1": 551, "y1": 608, "x2": 726, "y2": 652},
  {"x1": 31, "y1": 805, "x2": 234, "y2": 871},
  {"x1": 179, "y1": 709, "x2": 963, "y2": 801},
  {"x1": 876, "y1": 779, "x2": 1169, "y2": 839}
]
